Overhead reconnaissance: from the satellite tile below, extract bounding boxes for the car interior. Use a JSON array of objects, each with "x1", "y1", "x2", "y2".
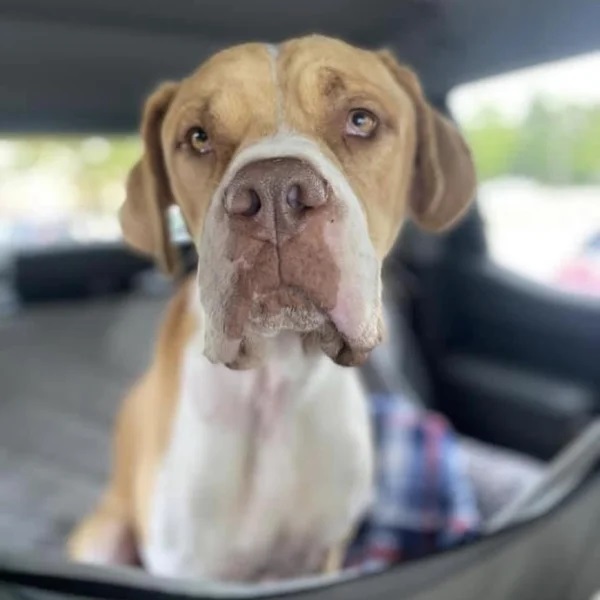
[{"x1": 1, "y1": 0, "x2": 599, "y2": 599}]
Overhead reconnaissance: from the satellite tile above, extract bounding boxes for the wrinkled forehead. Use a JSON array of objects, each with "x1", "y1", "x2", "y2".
[
  {"x1": 163, "y1": 38, "x2": 404, "y2": 142},
  {"x1": 165, "y1": 43, "x2": 278, "y2": 140}
]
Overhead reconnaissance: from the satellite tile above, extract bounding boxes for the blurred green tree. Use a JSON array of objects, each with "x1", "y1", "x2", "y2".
[
  {"x1": 462, "y1": 107, "x2": 519, "y2": 181},
  {"x1": 1, "y1": 136, "x2": 140, "y2": 213},
  {"x1": 462, "y1": 98, "x2": 600, "y2": 185}
]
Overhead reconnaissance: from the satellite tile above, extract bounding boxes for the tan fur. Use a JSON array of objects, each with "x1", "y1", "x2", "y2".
[{"x1": 120, "y1": 82, "x2": 181, "y2": 274}]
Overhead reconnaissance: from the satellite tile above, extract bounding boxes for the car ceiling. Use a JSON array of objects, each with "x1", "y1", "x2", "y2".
[{"x1": 0, "y1": 0, "x2": 598, "y2": 133}]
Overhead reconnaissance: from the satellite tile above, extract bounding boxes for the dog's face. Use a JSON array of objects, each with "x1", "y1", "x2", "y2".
[{"x1": 121, "y1": 36, "x2": 475, "y2": 369}]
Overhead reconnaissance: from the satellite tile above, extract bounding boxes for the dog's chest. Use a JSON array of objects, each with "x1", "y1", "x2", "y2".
[{"x1": 144, "y1": 335, "x2": 373, "y2": 581}]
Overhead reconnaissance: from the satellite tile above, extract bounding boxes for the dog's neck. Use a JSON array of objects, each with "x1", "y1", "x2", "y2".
[
  {"x1": 237, "y1": 330, "x2": 320, "y2": 380},
  {"x1": 186, "y1": 296, "x2": 334, "y2": 436},
  {"x1": 193, "y1": 337, "x2": 327, "y2": 442}
]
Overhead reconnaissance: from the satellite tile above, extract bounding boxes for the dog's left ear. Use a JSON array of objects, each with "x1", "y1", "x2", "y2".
[
  {"x1": 120, "y1": 81, "x2": 180, "y2": 275},
  {"x1": 377, "y1": 50, "x2": 476, "y2": 232}
]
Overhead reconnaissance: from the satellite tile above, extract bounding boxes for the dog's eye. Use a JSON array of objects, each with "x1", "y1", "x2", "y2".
[
  {"x1": 345, "y1": 109, "x2": 378, "y2": 138},
  {"x1": 186, "y1": 127, "x2": 212, "y2": 154}
]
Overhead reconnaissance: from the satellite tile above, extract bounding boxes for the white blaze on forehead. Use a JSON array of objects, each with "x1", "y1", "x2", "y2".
[{"x1": 265, "y1": 44, "x2": 283, "y2": 127}]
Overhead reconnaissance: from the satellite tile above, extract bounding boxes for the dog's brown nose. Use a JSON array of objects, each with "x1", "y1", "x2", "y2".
[{"x1": 223, "y1": 158, "x2": 328, "y2": 238}]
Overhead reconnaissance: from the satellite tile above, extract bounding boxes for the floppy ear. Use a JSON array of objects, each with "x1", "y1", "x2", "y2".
[
  {"x1": 120, "y1": 82, "x2": 180, "y2": 274},
  {"x1": 378, "y1": 50, "x2": 476, "y2": 232}
]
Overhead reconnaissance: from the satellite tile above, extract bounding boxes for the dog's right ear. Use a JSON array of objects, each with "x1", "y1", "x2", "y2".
[{"x1": 120, "y1": 82, "x2": 180, "y2": 275}]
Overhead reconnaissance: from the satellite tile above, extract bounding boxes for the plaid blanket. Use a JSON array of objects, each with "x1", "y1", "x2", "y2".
[{"x1": 347, "y1": 394, "x2": 481, "y2": 570}]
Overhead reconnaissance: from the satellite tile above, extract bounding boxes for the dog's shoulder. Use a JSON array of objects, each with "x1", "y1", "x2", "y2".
[{"x1": 154, "y1": 275, "x2": 200, "y2": 367}]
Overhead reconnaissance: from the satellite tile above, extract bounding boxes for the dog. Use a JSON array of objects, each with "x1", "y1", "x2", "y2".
[{"x1": 68, "y1": 35, "x2": 475, "y2": 582}]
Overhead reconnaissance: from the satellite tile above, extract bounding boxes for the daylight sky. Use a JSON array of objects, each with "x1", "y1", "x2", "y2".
[{"x1": 450, "y1": 51, "x2": 600, "y2": 124}]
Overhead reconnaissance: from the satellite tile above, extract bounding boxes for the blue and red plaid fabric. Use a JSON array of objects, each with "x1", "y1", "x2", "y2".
[{"x1": 347, "y1": 394, "x2": 481, "y2": 570}]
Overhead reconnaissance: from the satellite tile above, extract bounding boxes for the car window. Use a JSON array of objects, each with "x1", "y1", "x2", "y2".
[
  {"x1": 0, "y1": 135, "x2": 192, "y2": 262},
  {"x1": 449, "y1": 52, "x2": 600, "y2": 299},
  {"x1": 0, "y1": 136, "x2": 142, "y2": 254}
]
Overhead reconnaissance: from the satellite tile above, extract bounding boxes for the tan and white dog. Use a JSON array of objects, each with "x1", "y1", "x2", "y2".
[{"x1": 68, "y1": 35, "x2": 475, "y2": 582}]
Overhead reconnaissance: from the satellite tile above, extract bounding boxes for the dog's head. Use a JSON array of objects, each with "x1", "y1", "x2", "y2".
[{"x1": 121, "y1": 36, "x2": 476, "y2": 369}]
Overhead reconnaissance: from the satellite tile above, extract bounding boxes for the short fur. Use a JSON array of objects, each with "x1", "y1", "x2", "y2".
[{"x1": 68, "y1": 35, "x2": 475, "y2": 582}]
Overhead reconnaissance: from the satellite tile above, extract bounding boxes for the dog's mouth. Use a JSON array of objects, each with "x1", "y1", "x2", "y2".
[
  {"x1": 228, "y1": 284, "x2": 378, "y2": 369},
  {"x1": 207, "y1": 248, "x2": 381, "y2": 369},
  {"x1": 246, "y1": 286, "x2": 328, "y2": 334}
]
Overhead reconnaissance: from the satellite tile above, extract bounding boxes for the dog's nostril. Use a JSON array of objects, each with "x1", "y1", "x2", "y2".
[
  {"x1": 286, "y1": 184, "x2": 303, "y2": 210},
  {"x1": 242, "y1": 189, "x2": 262, "y2": 217},
  {"x1": 224, "y1": 187, "x2": 262, "y2": 217}
]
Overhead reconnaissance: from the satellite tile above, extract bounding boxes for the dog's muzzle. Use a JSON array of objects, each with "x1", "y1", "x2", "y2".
[{"x1": 197, "y1": 153, "x2": 383, "y2": 369}]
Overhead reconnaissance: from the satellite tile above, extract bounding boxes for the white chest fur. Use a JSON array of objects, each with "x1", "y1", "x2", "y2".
[{"x1": 144, "y1": 332, "x2": 373, "y2": 582}]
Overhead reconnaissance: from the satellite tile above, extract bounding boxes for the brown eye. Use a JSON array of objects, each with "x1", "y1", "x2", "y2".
[
  {"x1": 186, "y1": 126, "x2": 212, "y2": 154},
  {"x1": 346, "y1": 109, "x2": 378, "y2": 138}
]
